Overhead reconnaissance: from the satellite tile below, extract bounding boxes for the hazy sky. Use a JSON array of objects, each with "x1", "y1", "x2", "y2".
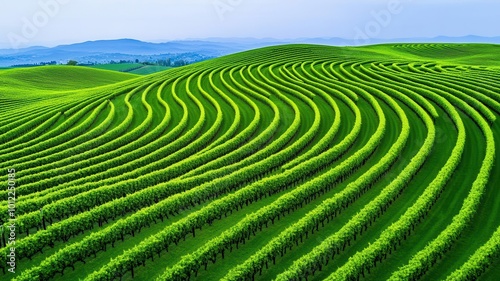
[{"x1": 1, "y1": 0, "x2": 499, "y2": 48}]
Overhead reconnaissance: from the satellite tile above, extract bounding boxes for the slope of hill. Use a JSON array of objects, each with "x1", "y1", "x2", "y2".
[
  {"x1": 0, "y1": 66, "x2": 139, "y2": 95},
  {"x1": 89, "y1": 63, "x2": 173, "y2": 75},
  {"x1": 361, "y1": 43, "x2": 500, "y2": 66},
  {"x1": 89, "y1": 63, "x2": 144, "y2": 72},
  {"x1": 0, "y1": 43, "x2": 499, "y2": 281},
  {"x1": 128, "y1": 65, "x2": 173, "y2": 75}
]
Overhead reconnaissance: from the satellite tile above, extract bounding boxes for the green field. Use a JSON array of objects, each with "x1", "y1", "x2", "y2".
[
  {"x1": 128, "y1": 66, "x2": 173, "y2": 75},
  {"x1": 1, "y1": 43, "x2": 499, "y2": 281},
  {"x1": 89, "y1": 63, "x2": 172, "y2": 75},
  {"x1": 0, "y1": 66, "x2": 139, "y2": 95}
]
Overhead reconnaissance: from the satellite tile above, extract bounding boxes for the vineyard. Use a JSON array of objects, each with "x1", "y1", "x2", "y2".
[{"x1": 1, "y1": 43, "x2": 499, "y2": 281}]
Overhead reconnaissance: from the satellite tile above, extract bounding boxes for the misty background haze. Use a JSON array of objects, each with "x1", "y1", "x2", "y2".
[{"x1": 1, "y1": 0, "x2": 500, "y2": 49}]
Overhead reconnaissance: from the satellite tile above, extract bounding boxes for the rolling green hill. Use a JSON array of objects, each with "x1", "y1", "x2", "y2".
[
  {"x1": 0, "y1": 65, "x2": 139, "y2": 95},
  {"x1": 0, "y1": 43, "x2": 499, "y2": 281}
]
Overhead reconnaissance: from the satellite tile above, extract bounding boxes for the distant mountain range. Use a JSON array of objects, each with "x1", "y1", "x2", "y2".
[{"x1": 1, "y1": 36, "x2": 499, "y2": 67}]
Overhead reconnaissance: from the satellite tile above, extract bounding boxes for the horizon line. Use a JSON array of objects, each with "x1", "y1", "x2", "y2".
[{"x1": 2, "y1": 35, "x2": 500, "y2": 50}]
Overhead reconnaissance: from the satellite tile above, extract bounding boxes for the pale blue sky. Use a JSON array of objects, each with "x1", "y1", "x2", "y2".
[{"x1": 1, "y1": 0, "x2": 499, "y2": 48}]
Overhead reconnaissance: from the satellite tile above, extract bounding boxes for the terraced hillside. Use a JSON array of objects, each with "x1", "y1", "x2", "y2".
[{"x1": 1, "y1": 44, "x2": 499, "y2": 281}]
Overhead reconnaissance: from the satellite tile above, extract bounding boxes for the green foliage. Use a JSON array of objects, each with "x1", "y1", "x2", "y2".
[
  {"x1": 1, "y1": 43, "x2": 499, "y2": 281},
  {"x1": 66, "y1": 60, "x2": 78, "y2": 66}
]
